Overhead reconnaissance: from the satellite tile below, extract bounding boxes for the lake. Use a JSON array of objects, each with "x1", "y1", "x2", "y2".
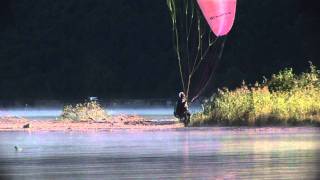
[
  {"x1": 0, "y1": 104, "x2": 201, "y2": 120},
  {"x1": 0, "y1": 127, "x2": 319, "y2": 179}
]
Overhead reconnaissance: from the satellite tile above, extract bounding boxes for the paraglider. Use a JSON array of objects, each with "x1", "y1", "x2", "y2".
[
  {"x1": 167, "y1": 0, "x2": 237, "y2": 125},
  {"x1": 197, "y1": 0, "x2": 237, "y2": 36}
]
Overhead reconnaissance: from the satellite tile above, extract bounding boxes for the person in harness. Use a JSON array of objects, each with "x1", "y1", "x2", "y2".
[{"x1": 174, "y1": 92, "x2": 191, "y2": 126}]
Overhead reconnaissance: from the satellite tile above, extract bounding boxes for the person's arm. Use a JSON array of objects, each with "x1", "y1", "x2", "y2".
[{"x1": 182, "y1": 98, "x2": 188, "y2": 110}]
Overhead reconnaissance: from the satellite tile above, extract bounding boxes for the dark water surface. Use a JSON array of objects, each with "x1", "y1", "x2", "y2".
[{"x1": 0, "y1": 127, "x2": 319, "y2": 179}]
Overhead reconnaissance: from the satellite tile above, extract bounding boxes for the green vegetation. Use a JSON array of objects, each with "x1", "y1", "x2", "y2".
[
  {"x1": 192, "y1": 62, "x2": 320, "y2": 126},
  {"x1": 60, "y1": 100, "x2": 108, "y2": 122}
]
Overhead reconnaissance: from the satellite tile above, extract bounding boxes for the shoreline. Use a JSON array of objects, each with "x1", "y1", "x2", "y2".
[
  {"x1": 0, "y1": 116, "x2": 184, "y2": 132},
  {"x1": 1, "y1": 116, "x2": 319, "y2": 132}
]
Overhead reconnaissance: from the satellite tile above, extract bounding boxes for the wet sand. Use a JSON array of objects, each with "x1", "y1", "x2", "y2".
[{"x1": 0, "y1": 116, "x2": 184, "y2": 132}]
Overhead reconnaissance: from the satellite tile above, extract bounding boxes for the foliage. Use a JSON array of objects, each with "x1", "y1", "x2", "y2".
[
  {"x1": 268, "y1": 62, "x2": 320, "y2": 92},
  {"x1": 268, "y1": 68, "x2": 296, "y2": 92},
  {"x1": 192, "y1": 63, "x2": 320, "y2": 126},
  {"x1": 60, "y1": 100, "x2": 108, "y2": 122}
]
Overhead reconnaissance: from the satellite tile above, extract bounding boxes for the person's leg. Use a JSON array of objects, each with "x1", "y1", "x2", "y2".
[
  {"x1": 183, "y1": 111, "x2": 190, "y2": 127},
  {"x1": 183, "y1": 117, "x2": 188, "y2": 126}
]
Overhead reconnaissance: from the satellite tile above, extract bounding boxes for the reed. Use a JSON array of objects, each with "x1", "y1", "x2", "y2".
[{"x1": 191, "y1": 62, "x2": 320, "y2": 126}]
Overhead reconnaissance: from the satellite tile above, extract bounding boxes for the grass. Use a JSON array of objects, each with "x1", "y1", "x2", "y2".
[
  {"x1": 191, "y1": 62, "x2": 320, "y2": 126},
  {"x1": 59, "y1": 100, "x2": 108, "y2": 122}
]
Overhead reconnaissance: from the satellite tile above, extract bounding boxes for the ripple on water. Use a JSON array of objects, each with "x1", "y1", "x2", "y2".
[{"x1": 0, "y1": 128, "x2": 319, "y2": 179}]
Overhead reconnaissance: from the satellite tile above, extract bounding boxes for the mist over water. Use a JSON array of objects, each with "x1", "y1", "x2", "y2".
[
  {"x1": 1, "y1": 100, "x2": 320, "y2": 179},
  {"x1": 0, "y1": 100, "x2": 202, "y2": 120},
  {"x1": 0, "y1": 128, "x2": 319, "y2": 179}
]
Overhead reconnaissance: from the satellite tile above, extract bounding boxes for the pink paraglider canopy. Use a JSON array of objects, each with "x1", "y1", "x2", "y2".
[{"x1": 197, "y1": 0, "x2": 237, "y2": 37}]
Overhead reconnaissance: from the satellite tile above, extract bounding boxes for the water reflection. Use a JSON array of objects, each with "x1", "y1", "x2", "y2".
[{"x1": 0, "y1": 128, "x2": 319, "y2": 179}]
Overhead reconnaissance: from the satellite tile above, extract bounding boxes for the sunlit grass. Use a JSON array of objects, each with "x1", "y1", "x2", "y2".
[
  {"x1": 192, "y1": 62, "x2": 320, "y2": 126},
  {"x1": 59, "y1": 100, "x2": 108, "y2": 122}
]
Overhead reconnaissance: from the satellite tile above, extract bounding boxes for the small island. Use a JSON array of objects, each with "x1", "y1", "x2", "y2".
[{"x1": 0, "y1": 101, "x2": 183, "y2": 132}]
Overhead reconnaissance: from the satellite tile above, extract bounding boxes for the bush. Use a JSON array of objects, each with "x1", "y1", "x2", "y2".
[
  {"x1": 268, "y1": 68, "x2": 296, "y2": 92},
  {"x1": 268, "y1": 61, "x2": 320, "y2": 92},
  {"x1": 60, "y1": 100, "x2": 108, "y2": 122},
  {"x1": 191, "y1": 62, "x2": 320, "y2": 126}
]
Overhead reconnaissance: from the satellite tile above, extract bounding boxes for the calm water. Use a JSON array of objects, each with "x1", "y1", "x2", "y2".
[
  {"x1": 0, "y1": 128, "x2": 319, "y2": 179},
  {"x1": 0, "y1": 106, "x2": 201, "y2": 120}
]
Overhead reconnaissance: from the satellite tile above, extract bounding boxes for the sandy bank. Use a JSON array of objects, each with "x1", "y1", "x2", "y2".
[{"x1": 0, "y1": 116, "x2": 183, "y2": 132}]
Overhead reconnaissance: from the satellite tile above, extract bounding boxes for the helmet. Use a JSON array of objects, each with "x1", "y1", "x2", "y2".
[{"x1": 178, "y1": 92, "x2": 185, "y2": 98}]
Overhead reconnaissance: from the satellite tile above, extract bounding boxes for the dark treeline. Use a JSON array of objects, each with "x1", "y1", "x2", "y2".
[{"x1": 0, "y1": 0, "x2": 319, "y2": 101}]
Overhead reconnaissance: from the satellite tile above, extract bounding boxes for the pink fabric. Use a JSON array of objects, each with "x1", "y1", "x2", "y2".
[{"x1": 197, "y1": 0, "x2": 237, "y2": 36}]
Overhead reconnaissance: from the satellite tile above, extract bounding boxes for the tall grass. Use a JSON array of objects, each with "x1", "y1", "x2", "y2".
[{"x1": 192, "y1": 62, "x2": 320, "y2": 126}]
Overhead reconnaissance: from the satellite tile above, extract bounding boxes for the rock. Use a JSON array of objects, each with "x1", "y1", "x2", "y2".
[
  {"x1": 14, "y1": 146, "x2": 23, "y2": 152},
  {"x1": 23, "y1": 123, "x2": 30, "y2": 128}
]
